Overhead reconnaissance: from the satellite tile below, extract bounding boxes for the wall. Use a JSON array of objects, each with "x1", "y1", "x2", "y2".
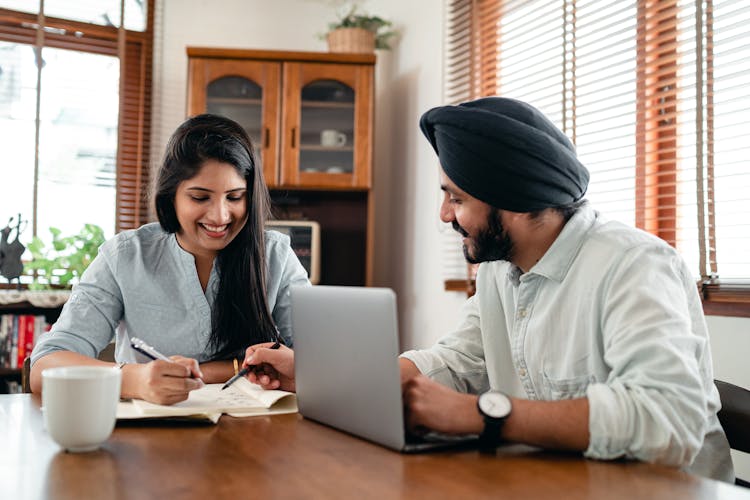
[{"x1": 154, "y1": 0, "x2": 749, "y2": 479}]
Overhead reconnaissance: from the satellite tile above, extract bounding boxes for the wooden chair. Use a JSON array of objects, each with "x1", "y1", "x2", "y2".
[
  {"x1": 21, "y1": 343, "x2": 116, "y2": 394},
  {"x1": 715, "y1": 379, "x2": 750, "y2": 488},
  {"x1": 21, "y1": 356, "x2": 31, "y2": 393}
]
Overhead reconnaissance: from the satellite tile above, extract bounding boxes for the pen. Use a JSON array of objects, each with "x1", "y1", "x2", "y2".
[
  {"x1": 130, "y1": 337, "x2": 199, "y2": 378},
  {"x1": 130, "y1": 337, "x2": 173, "y2": 362},
  {"x1": 221, "y1": 341, "x2": 281, "y2": 391}
]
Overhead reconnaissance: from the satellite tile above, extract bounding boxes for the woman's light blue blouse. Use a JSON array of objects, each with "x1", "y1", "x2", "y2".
[{"x1": 31, "y1": 223, "x2": 310, "y2": 365}]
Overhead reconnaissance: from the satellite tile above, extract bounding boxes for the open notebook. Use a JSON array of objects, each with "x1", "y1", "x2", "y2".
[{"x1": 117, "y1": 377, "x2": 297, "y2": 424}]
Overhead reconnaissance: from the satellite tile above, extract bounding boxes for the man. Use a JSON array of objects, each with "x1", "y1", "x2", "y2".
[
  {"x1": 398, "y1": 97, "x2": 733, "y2": 481},
  {"x1": 244, "y1": 97, "x2": 733, "y2": 482}
]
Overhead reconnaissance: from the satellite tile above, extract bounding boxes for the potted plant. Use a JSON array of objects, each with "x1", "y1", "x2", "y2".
[
  {"x1": 24, "y1": 224, "x2": 105, "y2": 290},
  {"x1": 324, "y1": 6, "x2": 396, "y2": 53}
]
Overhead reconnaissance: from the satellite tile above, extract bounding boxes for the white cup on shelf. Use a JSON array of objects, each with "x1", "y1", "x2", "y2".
[
  {"x1": 320, "y1": 129, "x2": 347, "y2": 147},
  {"x1": 42, "y1": 366, "x2": 121, "y2": 452}
]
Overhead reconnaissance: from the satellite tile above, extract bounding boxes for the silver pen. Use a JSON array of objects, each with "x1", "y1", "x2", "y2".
[
  {"x1": 130, "y1": 337, "x2": 173, "y2": 362},
  {"x1": 130, "y1": 337, "x2": 200, "y2": 379}
]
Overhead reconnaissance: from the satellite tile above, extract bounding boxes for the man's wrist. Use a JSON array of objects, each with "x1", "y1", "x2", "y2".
[
  {"x1": 398, "y1": 357, "x2": 421, "y2": 385},
  {"x1": 468, "y1": 394, "x2": 484, "y2": 434}
]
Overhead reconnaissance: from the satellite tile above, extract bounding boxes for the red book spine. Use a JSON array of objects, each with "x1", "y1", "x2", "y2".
[
  {"x1": 24, "y1": 315, "x2": 35, "y2": 364},
  {"x1": 15, "y1": 315, "x2": 25, "y2": 369}
]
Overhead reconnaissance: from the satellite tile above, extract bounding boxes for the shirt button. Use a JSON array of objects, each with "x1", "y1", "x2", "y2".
[
  {"x1": 518, "y1": 308, "x2": 527, "y2": 318},
  {"x1": 518, "y1": 368, "x2": 527, "y2": 377}
]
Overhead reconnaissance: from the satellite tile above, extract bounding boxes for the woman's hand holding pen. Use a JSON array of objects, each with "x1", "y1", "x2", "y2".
[
  {"x1": 122, "y1": 356, "x2": 204, "y2": 405},
  {"x1": 243, "y1": 342, "x2": 296, "y2": 392}
]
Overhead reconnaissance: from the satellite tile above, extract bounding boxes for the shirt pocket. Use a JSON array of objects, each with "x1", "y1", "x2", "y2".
[{"x1": 540, "y1": 370, "x2": 596, "y2": 400}]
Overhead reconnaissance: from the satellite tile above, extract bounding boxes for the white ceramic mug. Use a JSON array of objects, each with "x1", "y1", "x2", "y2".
[
  {"x1": 42, "y1": 366, "x2": 121, "y2": 452},
  {"x1": 320, "y1": 129, "x2": 347, "y2": 147}
]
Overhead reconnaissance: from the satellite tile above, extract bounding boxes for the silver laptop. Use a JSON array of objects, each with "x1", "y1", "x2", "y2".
[{"x1": 291, "y1": 285, "x2": 477, "y2": 452}]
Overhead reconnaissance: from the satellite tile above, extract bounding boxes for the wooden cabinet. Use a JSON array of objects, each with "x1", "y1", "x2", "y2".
[{"x1": 187, "y1": 48, "x2": 376, "y2": 285}]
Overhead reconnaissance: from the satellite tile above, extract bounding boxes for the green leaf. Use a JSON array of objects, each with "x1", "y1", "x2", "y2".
[{"x1": 24, "y1": 223, "x2": 105, "y2": 289}]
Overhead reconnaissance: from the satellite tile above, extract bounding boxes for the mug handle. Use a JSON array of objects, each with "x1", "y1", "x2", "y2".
[{"x1": 335, "y1": 132, "x2": 347, "y2": 146}]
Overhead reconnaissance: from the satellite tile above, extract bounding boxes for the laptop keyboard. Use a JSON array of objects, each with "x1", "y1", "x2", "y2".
[{"x1": 405, "y1": 429, "x2": 478, "y2": 444}]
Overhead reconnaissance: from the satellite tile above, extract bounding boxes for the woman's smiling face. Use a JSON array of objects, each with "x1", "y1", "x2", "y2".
[{"x1": 174, "y1": 159, "x2": 248, "y2": 259}]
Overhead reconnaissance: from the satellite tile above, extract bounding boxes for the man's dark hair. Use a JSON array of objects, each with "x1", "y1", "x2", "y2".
[{"x1": 529, "y1": 199, "x2": 587, "y2": 223}]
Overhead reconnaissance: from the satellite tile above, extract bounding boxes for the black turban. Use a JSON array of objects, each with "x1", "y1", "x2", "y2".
[{"x1": 419, "y1": 97, "x2": 589, "y2": 212}]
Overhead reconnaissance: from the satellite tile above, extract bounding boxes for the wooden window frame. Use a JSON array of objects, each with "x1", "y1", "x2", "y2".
[{"x1": 0, "y1": 5, "x2": 154, "y2": 238}]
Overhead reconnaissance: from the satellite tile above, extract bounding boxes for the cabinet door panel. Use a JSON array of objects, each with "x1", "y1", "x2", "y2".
[
  {"x1": 187, "y1": 59, "x2": 281, "y2": 186},
  {"x1": 281, "y1": 63, "x2": 372, "y2": 189}
]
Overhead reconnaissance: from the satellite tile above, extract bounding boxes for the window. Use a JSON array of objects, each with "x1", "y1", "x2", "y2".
[
  {"x1": 443, "y1": 0, "x2": 750, "y2": 315},
  {"x1": 0, "y1": 1, "x2": 153, "y2": 284}
]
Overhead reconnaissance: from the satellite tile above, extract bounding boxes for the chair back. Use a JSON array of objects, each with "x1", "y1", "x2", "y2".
[
  {"x1": 22, "y1": 356, "x2": 31, "y2": 393},
  {"x1": 715, "y1": 379, "x2": 750, "y2": 487},
  {"x1": 20, "y1": 343, "x2": 115, "y2": 394}
]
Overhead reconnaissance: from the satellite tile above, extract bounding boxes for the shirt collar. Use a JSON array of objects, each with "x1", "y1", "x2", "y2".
[{"x1": 507, "y1": 203, "x2": 598, "y2": 285}]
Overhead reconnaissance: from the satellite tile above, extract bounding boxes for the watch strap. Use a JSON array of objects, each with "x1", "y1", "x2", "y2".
[
  {"x1": 478, "y1": 416, "x2": 505, "y2": 452},
  {"x1": 477, "y1": 391, "x2": 510, "y2": 452}
]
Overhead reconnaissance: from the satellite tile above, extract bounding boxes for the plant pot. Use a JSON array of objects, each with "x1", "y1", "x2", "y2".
[{"x1": 326, "y1": 27, "x2": 375, "y2": 54}]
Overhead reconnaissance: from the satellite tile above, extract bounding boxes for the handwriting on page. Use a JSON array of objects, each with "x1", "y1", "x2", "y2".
[
  {"x1": 211, "y1": 386, "x2": 264, "y2": 408},
  {"x1": 128, "y1": 381, "x2": 296, "y2": 417},
  {"x1": 174, "y1": 384, "x2": 264, "y2": 410}
]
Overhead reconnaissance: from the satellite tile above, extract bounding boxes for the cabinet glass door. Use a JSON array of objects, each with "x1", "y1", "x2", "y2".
[
  {"x1": 281, "y1": 62, "x2": 372, "y2": 189},
  {"x1": 206, "y1": 76, "x2": 263, "y2": 148},
  {"x1": 298, "y1": 80, "x2": 355, "y2": 176},
  {"x1": 186, "y1": 59, "x2": 280, "y2": 186}
]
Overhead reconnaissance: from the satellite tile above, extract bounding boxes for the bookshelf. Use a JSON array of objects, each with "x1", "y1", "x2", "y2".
[{"x1": 0, "y1": 290, "x2": 68, "y2": 393}]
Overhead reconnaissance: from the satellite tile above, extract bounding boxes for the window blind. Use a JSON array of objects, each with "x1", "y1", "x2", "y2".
[
  {"x1": 442, "y1": 0, "x2": 750, "y2": 310},
  {"x1": 442, "y1": 0, "x2": 477, "y2": 287},
  {"x1": 116, "y1": 8, "x2": 153, "y2": 233}
]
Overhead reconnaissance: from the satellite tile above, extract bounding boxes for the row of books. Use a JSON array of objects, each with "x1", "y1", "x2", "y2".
[
  {"x1": 0, "y1": 314, "x2": 50, "y2": 369},
  {"x1": 4, "y1": 379, "x2": 22, "y2": 394}
]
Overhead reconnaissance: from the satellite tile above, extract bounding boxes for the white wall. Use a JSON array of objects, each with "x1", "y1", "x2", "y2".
[{"x1": 155, "y1": 0, "x2": 749, "y2": 479}]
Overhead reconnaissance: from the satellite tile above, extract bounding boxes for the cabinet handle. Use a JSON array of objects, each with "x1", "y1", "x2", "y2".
[
  {"x1": 291, "y1": 127, "x2": 296, "y2": 148},
  {"x1": 264, "y1": 127, "x2": 270, "y2": 148}
]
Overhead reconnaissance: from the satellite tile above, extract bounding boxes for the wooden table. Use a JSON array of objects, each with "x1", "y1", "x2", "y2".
[{"x1": 2, "y1": 394, "x2": 748, "y2": 499}]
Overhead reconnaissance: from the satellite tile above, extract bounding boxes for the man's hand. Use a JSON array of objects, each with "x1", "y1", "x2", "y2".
[
  {"x1": 402, "y1": 374, "x2": 483, "y2": 435},
  {"x1": 243, "y1": 343, "x2": 296, "y2": 392},
  {"x1": 123, "y1": 356, "x2": 204, "y2": 405}
]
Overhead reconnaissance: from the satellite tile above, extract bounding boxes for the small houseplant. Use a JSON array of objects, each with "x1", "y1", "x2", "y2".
[
  {"x1": 24, "y1": 224, "x2": 105, "y2": 290},
  {"x1": 324, "y1": 6, "x2": 396, "y2": 53}
]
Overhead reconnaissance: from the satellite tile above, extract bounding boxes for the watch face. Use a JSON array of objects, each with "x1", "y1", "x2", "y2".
[{"x1": 479, "y1": 392, "x2": 511, "y2": 419}]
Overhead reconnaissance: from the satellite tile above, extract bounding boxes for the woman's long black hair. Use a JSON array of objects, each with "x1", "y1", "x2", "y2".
[{"x1": 154, "y1": 114, "x2": 277, "y2": 359}]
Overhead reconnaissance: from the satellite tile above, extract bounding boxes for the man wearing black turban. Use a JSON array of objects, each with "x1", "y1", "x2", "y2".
[{"x1": 399, "y1": 97, "x2": 733, "y2": 482}]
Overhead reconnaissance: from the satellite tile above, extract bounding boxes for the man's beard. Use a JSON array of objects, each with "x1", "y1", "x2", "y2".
[{"x1": 453, "y1": 208, "x2": 514, "y2": 264}]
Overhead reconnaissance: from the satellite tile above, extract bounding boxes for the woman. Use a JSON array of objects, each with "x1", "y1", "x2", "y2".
[{"x1": 30, "y1": 114, "x2": 309, "y2": 404}]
